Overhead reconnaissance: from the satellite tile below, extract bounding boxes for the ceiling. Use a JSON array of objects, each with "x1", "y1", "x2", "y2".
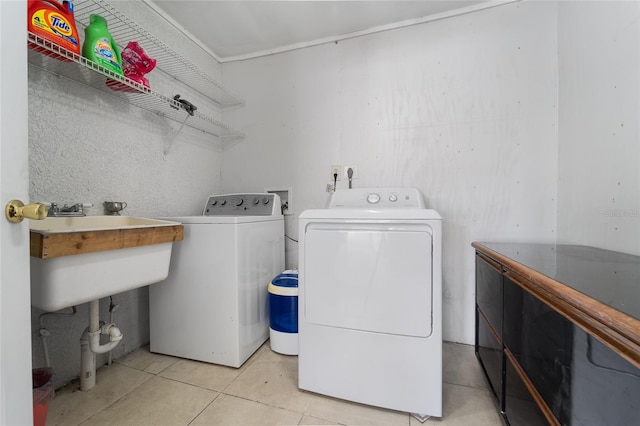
[{"x1": 148, "y1": 1, "x2": 502, "y2": 62}]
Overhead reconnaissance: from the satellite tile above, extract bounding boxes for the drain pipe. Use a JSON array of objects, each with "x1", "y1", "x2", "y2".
[
  {"x1": 39, "y1": 306, "x2": 78, "y2": 368},
  {"x1": 80, "y1": 299, "x2": 123, "y2": 391}
]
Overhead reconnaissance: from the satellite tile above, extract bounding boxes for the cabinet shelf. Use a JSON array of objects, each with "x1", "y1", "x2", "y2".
[{"x1": 27, "y1": 0, "x2": 244, "y2": 141}]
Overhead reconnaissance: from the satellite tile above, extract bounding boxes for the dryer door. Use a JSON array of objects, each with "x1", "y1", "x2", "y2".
[{"x1": 303, "y1": 221, "x2": 434, "y2": 337}]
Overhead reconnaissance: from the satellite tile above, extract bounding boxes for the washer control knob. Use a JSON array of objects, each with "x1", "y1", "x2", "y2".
[
  {"x1": 220, "y1": 200, "x2": 227, "y2": 206},
  {"x1": 253, "y1": 198, "x2": 260, "y2": 205},
  {"x1": 236, "y1": 199, "x2": 244, "y2": 207},
  {"x1": 389, "y1": 194, "x2": 398, "y2": 202},
  {"x1": 263, "y1": 197, "x2": 270, "y2": 205},
  {"x1": 210, "y1": 200, "x2": 218, "y2": 206},
  {"x1": 367, "y1": 193, "x2": 381, "y2": 204}
]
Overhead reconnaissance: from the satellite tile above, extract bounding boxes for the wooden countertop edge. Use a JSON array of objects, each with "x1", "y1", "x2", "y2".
[
  {"x1": 472, "y1": 242, "x2": 640, "y2": 369},
  {"x1": 31, "y1": 225, "x2": 184, "y2": 259}
]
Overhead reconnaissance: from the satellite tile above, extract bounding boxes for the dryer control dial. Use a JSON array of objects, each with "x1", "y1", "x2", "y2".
[
  {"x1": 367, "y1": 193, "x2": 381, "y2": 204},
  {"x1": 235, "y1": 199, "x2": 244, "y2": 207},
  {"x1": 389, "y1": 194, "x2": 398, "y2": 202}
]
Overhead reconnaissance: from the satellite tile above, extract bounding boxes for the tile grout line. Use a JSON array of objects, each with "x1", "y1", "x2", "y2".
[
  {"x1": 75, "y1": 364, "x2": 156, "y2": 426},
  {"x1": 185, "y1": 392, "x2": 224, "y2": 426},
  {"x1": 106, "y1": 343, "x2": 489, "y2": 426}
]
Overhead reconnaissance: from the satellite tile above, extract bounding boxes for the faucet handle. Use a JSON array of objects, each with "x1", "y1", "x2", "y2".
[
  {"x1": 75, "y1": 203, "x2": 93, "y2": 214},
  {"x1": 42, "y1": 202, "x2": 59, "y2": 216}
]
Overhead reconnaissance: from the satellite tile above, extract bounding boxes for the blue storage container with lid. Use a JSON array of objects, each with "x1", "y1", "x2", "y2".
[{"x1": 268, "y1": 270, "x2": 298, "y2": 355}]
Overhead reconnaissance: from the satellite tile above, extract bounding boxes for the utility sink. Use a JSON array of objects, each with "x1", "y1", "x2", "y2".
[{"x1": 30, "y1": 216, "x2": 183, "y2": 312}]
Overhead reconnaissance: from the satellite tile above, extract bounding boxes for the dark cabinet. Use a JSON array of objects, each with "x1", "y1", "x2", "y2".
[
  {"x1": 504, "y1": 350, "x2": 549, "y2": 426},
  {"x1": 476, "y1": 309, "x2": 503, "y2": 405},
  {"x1": 475, "y1": 253, "x2": 504, "y2": 407},
  {"x1": 476, "y1": 253, "x2": 503, "y2": 336},
  {"x1": 503, "y1": 275, "x2": 572, "y2": 424},
  {"x1": 475, "y1": 252, "x2": 552, "y2": 424},
  {"x1": 474, "y1": 243, "x2": 640, "y2": 426}
]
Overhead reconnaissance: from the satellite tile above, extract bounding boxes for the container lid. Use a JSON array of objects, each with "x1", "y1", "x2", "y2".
[
  {"x1": 90, "y1": 14, "x2": 108, "y2": 27},
  {"x1": 269, "y1": 273, "x2": 298, "y2": 296},
  {"x1": 272, "y1": 276, "x2": 298, "y2": 288}
]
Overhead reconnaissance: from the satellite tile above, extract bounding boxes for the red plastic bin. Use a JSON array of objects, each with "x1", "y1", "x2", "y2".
[{"x1": 32, "y1": 368, "x2": 55, "y2": 426}]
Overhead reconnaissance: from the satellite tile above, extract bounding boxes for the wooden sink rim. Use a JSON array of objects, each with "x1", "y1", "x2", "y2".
[{"x1": 30, "y1": 224, "x2": 184, "y2": 259}]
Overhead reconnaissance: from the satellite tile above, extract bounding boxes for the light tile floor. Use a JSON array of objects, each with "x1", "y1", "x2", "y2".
[{"x1": 45, "y1": 342, "x2": 502, "y2": 426}]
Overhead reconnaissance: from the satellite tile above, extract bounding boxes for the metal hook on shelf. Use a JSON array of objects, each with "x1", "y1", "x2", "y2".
[{"x1": 171, "y1": 94, "x2": 198, "y2": 116}]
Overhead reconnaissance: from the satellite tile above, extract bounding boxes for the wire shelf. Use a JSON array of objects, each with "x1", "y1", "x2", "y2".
[
  {"x1": 27, "y1": 0, "x2": 245, "y2": 141},
  {"x1": 74, "y1": 0, "x2": 243, "y2": 108},
  {"x1": 27, "y1": 33, "x2": 243, "y2": 139}
]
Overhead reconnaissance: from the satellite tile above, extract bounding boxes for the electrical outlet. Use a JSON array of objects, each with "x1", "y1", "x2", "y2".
[
  {"x1": 343, "y1": 165, "x2": 358, "y2": 180},
  {"x1": 330, "y1": 165, "x2": 341, "y2": 181}
]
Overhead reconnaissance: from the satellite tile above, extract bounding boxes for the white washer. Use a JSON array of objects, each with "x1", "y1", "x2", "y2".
[
  {"x1": 298, "y1": 187, "x2": 442, "y2": 419},
  {"x1": 150, "y1": 193, "x2": 284, "y2": 368}
]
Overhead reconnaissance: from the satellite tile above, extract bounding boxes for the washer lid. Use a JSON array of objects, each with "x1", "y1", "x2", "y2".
[{"x1": 155, "y1": 215, "x2": 283, "y2": 224}]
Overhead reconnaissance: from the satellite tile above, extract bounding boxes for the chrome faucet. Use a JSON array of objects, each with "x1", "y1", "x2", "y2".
[{"x1": 47, "y1": 203, "x2": 92, "y2": 217}]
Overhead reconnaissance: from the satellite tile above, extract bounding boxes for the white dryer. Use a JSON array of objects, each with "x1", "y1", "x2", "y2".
[
  {"x1": 298, "y1": 187, "x2": 442, "y2": 419},
  {"x1": 150, "y1": 193, "x2": 284, "y2": 368}
]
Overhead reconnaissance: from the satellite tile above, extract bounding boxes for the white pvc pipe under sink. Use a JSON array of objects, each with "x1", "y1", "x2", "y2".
[{"x1": 80, "y1": 299, "x2": 123, "y2": 391}]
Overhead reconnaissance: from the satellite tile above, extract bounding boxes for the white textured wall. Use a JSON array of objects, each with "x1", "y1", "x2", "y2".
[
  {"x1": 28, "y1": 70, "x2": 223, "y2": 217},
  {"x1": 557, "y1": 1, "x2": 640, "y2": 256},
  {"x1": 222, "y1": 1, "x2": 559, "y2": 344},
  {"x1": 28, "y1": 1, "x2": 224, "y2": 385}
]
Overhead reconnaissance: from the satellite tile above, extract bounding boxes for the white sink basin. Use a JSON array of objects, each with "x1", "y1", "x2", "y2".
[{"x1": 30, "y1": 216, "x2": 183, "y2": 312}]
